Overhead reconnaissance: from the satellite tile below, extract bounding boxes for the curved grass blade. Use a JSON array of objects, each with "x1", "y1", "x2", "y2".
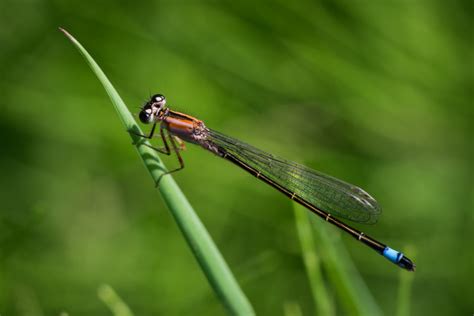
[
  {"x1": 59, "y1": 27, "x2": 254, "y2": 316},
  {"x1": 293, "y1": 204, "x2": 333, "y2": 316},
  {"x1": 309, "y1": 216, "x2": 381, "y2": 316}
]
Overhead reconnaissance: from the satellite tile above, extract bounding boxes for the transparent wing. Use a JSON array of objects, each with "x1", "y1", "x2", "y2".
[{"x1": 208, "y1": 129, "x2": 381, "y2": 224}]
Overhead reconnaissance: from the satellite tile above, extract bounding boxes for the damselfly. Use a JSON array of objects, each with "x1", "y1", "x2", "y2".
[{"x1": 133, "y1": 94, "x2": 415, "y2": 271}]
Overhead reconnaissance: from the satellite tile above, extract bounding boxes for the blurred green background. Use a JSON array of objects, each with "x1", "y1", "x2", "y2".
[{"x1": 1, "y1": 0, "x2": 472, "y2": 315}]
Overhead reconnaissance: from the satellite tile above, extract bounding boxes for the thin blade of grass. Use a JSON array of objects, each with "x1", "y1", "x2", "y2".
[
  {"x1": 293, "y1": 203, "x2": 333, "y2": 316},
  {"x1": 60, "y1": 28, "x2": 254, "y2": 316},
  {"x1": 98, "y1": 284, "x2": 134, "y2": 316},
  {"x1": 283, "y1": 301, "x2": 303, "y2": 316},
  {"x1": 308, "y1": 215, "x2": 381, "y2": 316},
  {"x1": 396, "y1": 246, "x2": 416, "y2": 316}
]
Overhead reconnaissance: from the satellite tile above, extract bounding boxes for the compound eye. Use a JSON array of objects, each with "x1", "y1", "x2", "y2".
[
  {"x1": 139, "y1": 109, "x2": 151, "y2": 123},
  {"x1": 151, "y1": 94, "x2": 166, "y2": 105}
]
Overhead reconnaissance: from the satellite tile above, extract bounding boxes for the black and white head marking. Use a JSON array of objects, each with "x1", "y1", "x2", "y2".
[{"x1": 139, "y1": 94, "x2": 167, "y2": 124}]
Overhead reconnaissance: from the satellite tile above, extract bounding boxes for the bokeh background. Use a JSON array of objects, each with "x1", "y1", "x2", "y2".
[{"x1": 1, "y1": 0, "x2": 472, "y2": 315}]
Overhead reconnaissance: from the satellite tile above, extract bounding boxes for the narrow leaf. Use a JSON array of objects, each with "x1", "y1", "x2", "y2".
[
  {"x1": 60, "y1": 27, "x2": 254, "y2": 316},
  {"x1": 98, "y1": 284, "x2": 134, "y2": 316},
  {"x1": 293, "y1": 204, "x2": 333, "y2": 316}
]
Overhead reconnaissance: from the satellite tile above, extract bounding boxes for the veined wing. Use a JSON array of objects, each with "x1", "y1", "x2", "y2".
[{"x1": 208, "y1": 129, "x2": 381, "y2": 224}]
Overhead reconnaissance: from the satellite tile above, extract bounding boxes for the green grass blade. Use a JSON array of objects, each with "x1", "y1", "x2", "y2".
[
  {"x1": 396, "y1": 246, "x2": 416, "y2": 316},
  {"x1": 60, "y1": 28, "x2": 254, "y2": 316},
  {"x1": 309, "y1": 216, "x2": 381, "y2": 316},
  {"x1": 293, "y1": 204, "x2": 333, "y2": 316},
  {"x1": 283, "y1": 301, "x2": 303, "y2": 316},
  {"x1": 98, "y1": 284, "x2": 134, "y2": 316}
]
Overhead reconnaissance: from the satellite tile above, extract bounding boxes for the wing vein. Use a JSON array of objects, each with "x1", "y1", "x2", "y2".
[{"x1": 207, "y1": 129, "x2": 381, "y2": 224}]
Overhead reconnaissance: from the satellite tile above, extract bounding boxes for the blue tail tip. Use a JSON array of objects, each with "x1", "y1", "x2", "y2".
[{"x1": 383, "y1": 247, "x2": 416, "y2": 271}]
